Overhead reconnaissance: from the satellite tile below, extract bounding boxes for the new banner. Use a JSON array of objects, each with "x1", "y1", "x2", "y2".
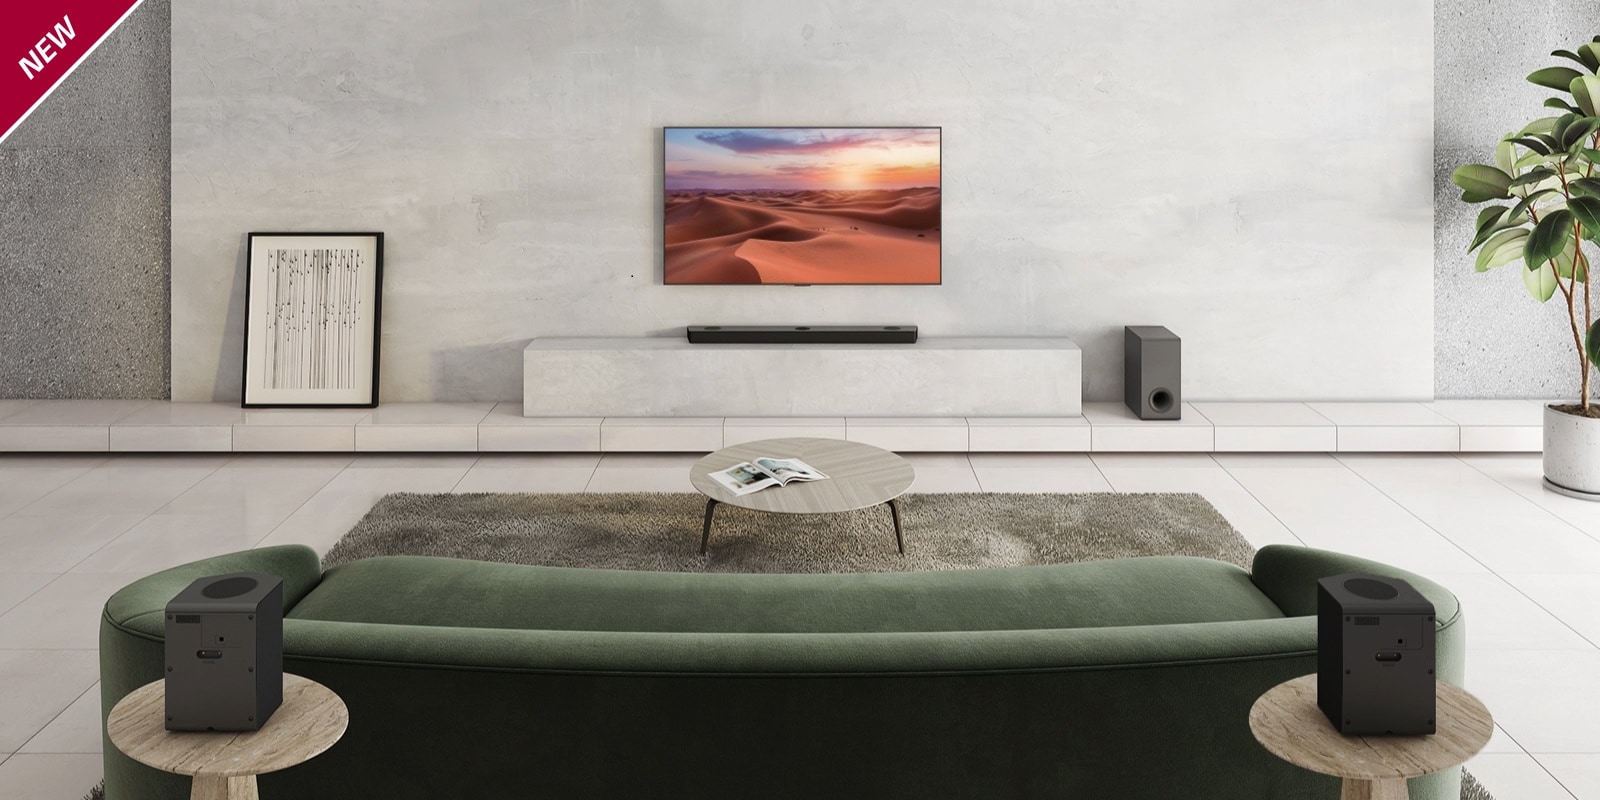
[{"x1": 1, "y1": 0, "x2": 146, "y2": 143}]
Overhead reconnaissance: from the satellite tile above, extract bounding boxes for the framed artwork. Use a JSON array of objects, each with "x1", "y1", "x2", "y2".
[{"x1": 241, "y1": 232, "x2": 384, "y2": 408}]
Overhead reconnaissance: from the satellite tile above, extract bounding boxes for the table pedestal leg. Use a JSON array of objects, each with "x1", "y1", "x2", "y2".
[
  {"x1": 1340, "y1": 777, "x2": 1408, "y2": 800},
  {"x1": 888, "y1": 498, "x2": 904, "y2": 554},
  {"x1": 700, "y1": 498, "x2": 718, "y2": 554},
  {"x1": 191, "y1": 774, "x2": 259, "y2": 800}
]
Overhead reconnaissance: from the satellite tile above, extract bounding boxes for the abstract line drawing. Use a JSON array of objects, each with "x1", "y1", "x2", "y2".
[
  {"x1": 261, "y1": 248, "x2": 364, "y2": 390},
  {"x1": 242, "y1": 232, "x2": 383, "y2": 408}
]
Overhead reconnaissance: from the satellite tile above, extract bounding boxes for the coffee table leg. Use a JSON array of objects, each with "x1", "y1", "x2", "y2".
[
  {"x1": 191, "y1": 774, "x2": 259, "y2": 800},
  {"x1": 700, "y1": 498, "x2": 718, "y2": 554},
  {"x1": 888, "y1": 498, "x2": 904, "y2": 554},
  {"x1": 1340, "y1": 777, "x2": 1408, "y2": 800}
]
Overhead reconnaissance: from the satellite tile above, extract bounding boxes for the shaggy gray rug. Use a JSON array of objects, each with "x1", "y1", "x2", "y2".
[{"x1": 323, "y1": 491, "x2": 1256, "y2": 572}]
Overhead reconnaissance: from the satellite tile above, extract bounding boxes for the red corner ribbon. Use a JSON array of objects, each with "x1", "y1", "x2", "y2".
[{"x1": 0, "y1": 0, "x2": 146, "y2": 144}]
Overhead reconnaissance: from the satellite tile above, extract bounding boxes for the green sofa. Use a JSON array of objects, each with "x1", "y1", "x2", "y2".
[{"x1": 100, "y1": 544, "x2": 1464, "y2": 799}]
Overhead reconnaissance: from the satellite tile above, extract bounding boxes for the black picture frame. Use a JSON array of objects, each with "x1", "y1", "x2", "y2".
[{"x1": 240, "y1": 232, "x2": 384, "y2": 408}]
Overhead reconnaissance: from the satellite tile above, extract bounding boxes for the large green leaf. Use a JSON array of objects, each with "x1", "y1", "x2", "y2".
[
  {"x1": 1496, "y1": 139, "x2": 1519, "y2": 175},
  {"x1": 1555, "y1": 49, "x2": 1594, "y2": 70},
  {"x1": 1587, "y1": 318, "x2": 1600, "y2": 371},
  {"x1": 1471, "y1": 205, "x2": 1517, "y2": 251},
  {"x1": 1510, "y1": 167, "x2": 1558, "y2": 188},
  {"x1": 1512, "y1": 136, "x2": 1553, "y2": 156},
  {"x1": 1548, "y1": 98, "x2": 1585, "y2": 114},
  {"x1": 1524, "y1": 260, "x2": 1559, "y2": 302},
  {"x1": 1508, "y1": 188, "x2": 1559, "y2": 223},
  {"x1": 1521, "y1": 117, "x2": 1561, "y2": 136},
  {"x1": 1552, "y1": 236, "x2": 1585, "y2": 281},
  {"x1": 1583, "y1": 42, "x2": 1600, "y2": 71},
  {"x1": 1452, "y1": 164, "x2": 1514, "y2": 202},
  {"x1": 1527, "y1": 208, "x2": 1576, "y2": 269},
  {"x1": 1574, "y1": 76, "x2": 1600, "y2": 116},
  {"x1": 1560, "y1": 116, "x2": 1600, "y2": 150},
  {"x1": 1532, "y1": 66, "x2": 1586, "y2": 92},
  {"x1": 1571, "y1": 177, "x2": 1600, "y2": 197},
  {"x1": 1477, "y1": 228, "x2": 1530, "y2": 272},
  {"x1": 1570, "y1": 195, "x2": 1600, "y2": 241}
]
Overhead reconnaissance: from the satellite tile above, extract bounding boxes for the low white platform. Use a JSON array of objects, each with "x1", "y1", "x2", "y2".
[
  {"x1": 522, "y1": 336, "x2": 1083, "y2": 417},
  {"x1": 0, "y1": 400, "x2": 1551, "y2": 454}
]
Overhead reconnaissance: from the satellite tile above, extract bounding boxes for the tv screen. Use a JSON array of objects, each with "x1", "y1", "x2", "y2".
[{"x1": 663, "y1": 127, "x2": 941, "y2": 285}]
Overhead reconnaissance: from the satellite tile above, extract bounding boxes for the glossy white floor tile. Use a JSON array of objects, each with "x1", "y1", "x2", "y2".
[
  {"x1": 0, "y1": 452, "x2": 1595, "y2": 799},
  {"x1": 1542, "y1": 756, "x2": 1600, "y2": 799},
  {"x1": 0, "y1": 574, "x2": 147, "y2": 650},
  {"x1": 0, "y1": 754, "x2": 104, "y2": 799},
  {"x1": 19, "y1": 683, "x2": 100, "y2": 754},
  {"x1": 0, "y1": 515, "x2": 145, "y2": 572},
  {"x1": 0, "y1": 650, "x2": 99, "y2": 752},
  {"x1": 1220, "y1": 463, "x2": 1488, "y2": 578},
  {"x1": 1469, "y1": 649, "x2": 1600, "y2": 754},
  {"x1": 1466, "y1": 753, "x2": 1579, "y2": 799},
  {"x1": 0, "y1": 575, "x2": 54, "y2": 617},
  {"x1": 10, "y1": 458, "x2": 224, "y2": 519},
  {"x1": 1504, "y1": 574, "x2": 1600, "y2": 648},
  {"x1": 1439, "y1": 572, "x2": 1596, "y2": 651}
]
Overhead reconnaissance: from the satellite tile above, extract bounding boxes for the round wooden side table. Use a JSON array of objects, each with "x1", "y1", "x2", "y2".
[
  {"x1": 1249, "y1": 674, "x2": 1492, "y2": 800},
  {"x1": 107, "y1": 673, "x2": 348, "y2": 800}
]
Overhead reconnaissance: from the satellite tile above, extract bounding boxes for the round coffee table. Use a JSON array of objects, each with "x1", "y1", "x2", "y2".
[
  {"x1": 690, "y1": 437, "x2": 916, "y2": 554},
  {"x1": 107, "y1": 673, "x2": 348, "y2": 800},
  {"x1": 1249, "y1": 674, "x2": 1492, "y2": 800}
]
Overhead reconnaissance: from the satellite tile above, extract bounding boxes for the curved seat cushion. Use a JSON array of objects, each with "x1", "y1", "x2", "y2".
[{"x1": 287, "y1": 554, "x2": 1286, "y2": 633}]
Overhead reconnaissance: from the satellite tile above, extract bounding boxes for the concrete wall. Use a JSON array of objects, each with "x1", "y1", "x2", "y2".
[
  {"x1": 171, "y1": 0, "x2": 1436, "y2": 404},
  {"x1": 1434, "y1": 0, "x2": 1597, "y2": 400},
  {"x1": 0, "y1": 0, "x2": 169, "y2": 399}
]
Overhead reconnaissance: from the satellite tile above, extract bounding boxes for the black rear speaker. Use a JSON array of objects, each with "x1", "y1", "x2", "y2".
[
  {"x1": 164, "y1": 572, "x2": 284, "y2": 731},
  {"x1": 1317, "y1": 572, "x2": 1436, "y2": 735},
  {"x1": 1123, "y1": 326, "x2": 1180, "y2": 420}
]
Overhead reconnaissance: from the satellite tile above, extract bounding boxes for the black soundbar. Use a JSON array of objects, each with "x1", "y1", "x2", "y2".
[{"x1": 687, "y1": 325, "x2": 918, "y2": 344}]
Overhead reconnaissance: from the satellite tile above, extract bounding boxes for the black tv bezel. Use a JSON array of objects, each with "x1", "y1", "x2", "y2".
[{"x1": 662, "y1": 126, "x2": 942, "y2": 287}]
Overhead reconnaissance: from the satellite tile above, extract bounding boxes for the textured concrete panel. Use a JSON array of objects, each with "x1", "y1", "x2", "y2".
[
  {"x1": 522, "y1": 337, "x2": 1082, "y2": 417},
  {"x1": 0, "y1": 0, "x2": 170, "y2": 399},
  {"x1": 1434, "y1": 0, "x2": 1595, "y2": 399},
  {"x1": 172, "y1": 0, "x2": 1435, "y2": 404}
]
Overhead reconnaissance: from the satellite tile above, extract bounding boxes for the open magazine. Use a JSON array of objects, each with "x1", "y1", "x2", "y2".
[{"x1": 708, "y1": 457, "x2": 830, "y2": 497}]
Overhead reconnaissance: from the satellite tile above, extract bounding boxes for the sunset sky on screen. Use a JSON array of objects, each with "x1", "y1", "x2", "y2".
[{"x1": 665, "y1": 128, "x2": 940, "y2": 191}]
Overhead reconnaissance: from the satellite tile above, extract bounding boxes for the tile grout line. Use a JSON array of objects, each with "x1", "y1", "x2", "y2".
[
  {"x1": 11, "y1": 680, "x2": 98, "y2": 757},
  {"x1": 1457, "y1": 455, "x2": 1600, "y2": 547},
  {"x1": 1519, "y1": 752, "x2": 1585, "y2": 800},
  {"x1": 246, "y1": 458, "x2": 360, "y2": 548},
  {"x1": 50, "y1": 456, "x2": 232, "y2": 576},
  {"x1": 1205, "y1": 453, "x2": 1310, "y2": 547}
]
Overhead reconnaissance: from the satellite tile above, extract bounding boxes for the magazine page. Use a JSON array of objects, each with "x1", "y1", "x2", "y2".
[
  {"x1": 753, "y1": 457, "x2": 828, "y2": 484},
  {"x1": 709, "y1": 462, "x2": 780, "y2": 496}
]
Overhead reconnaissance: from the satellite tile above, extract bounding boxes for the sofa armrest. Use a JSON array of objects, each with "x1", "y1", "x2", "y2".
[
  {"x1": 1249, "y1": 544, "x2": 1464, "y2": 685},
  {"x1": 103, "y1": 544, "x2": 323, "y2": 639}
]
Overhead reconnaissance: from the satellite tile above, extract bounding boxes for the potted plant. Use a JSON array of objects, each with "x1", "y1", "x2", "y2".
[{"x1": 1452, "y1": 36, "x2": 1600, "y2": 498}]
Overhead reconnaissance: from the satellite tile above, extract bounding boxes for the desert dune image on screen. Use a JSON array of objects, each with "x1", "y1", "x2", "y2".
[{"x1": 664, "y1": 128, "x2": 941, "y2": 284}]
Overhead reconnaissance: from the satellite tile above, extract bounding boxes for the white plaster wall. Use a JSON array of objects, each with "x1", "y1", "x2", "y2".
[{"x1": 172, "y1": 0, "x2": 1434, "y2": 403}]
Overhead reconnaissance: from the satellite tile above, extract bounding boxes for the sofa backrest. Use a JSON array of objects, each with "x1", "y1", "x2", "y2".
[{"x1": 285, "y1": 553, "x2": 1287, "y2": 634}]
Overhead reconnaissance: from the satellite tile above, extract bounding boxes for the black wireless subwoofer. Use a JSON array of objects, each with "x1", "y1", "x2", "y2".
[
  {"x1": 164, "y1": 572, "x2": 284, "y2": 731},
  {"x1": 1124, "y1": 326, "x2": 1180, "y2": 420},
  {"x1": 1317, "y1": 573, "x2": 1436, "y2": 735}
]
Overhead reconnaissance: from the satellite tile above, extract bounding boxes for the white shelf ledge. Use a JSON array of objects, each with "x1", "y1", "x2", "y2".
[{"x1": 0, "y1": 400, "x2": 1552, "y2": 454}]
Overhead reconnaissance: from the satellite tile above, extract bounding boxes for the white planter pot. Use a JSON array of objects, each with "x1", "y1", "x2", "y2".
[{"x1": 1543, "y1": 404, "x2": 1600, "y2": 499}]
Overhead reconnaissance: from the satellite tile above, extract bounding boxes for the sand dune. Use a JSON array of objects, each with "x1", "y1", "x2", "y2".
[{"x1": 664, "y1": 188, "x2": 940, "y2": 284}]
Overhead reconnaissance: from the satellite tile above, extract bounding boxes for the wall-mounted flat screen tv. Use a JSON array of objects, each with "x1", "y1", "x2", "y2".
[{"x1": 663, "y1": 127, "x2": 941, "y2": 285}]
